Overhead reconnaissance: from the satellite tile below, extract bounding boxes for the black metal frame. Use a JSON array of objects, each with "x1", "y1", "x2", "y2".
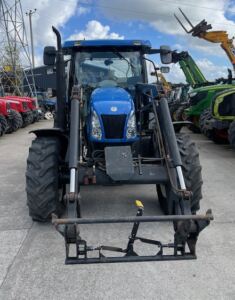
[{"x1": 53, "y1": 208, "x2": 212, "y2": 265}]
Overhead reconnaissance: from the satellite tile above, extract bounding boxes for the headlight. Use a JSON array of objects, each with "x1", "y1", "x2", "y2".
[
  {"x1": 91, "y1": 110, "x2": 102, "y2": 140},
  {"x1": 126, "y1": 111, "x2": 137, "y2": 139},
  {"x1": 189, "y1": 92, "x2": 197, "y2": 97}
]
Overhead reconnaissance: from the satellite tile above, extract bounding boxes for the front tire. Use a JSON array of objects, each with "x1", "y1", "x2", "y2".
[
  {"x1": 228, "y1": 121, "x2": 235, "y2": 150},
  {"x1": 157, "y1": 133, "x2": 202, "y2": 214},
  {"x1": 199, "y1": 108, "x2": 212, "y2": 138},
  {"x1": 26, "y1": 137, "x2": 63, "y2": 221}
]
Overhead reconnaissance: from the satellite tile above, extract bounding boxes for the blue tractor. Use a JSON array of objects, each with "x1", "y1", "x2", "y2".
[{"x1": 25, "y1": 27, "x2": 212, "y2": 264}]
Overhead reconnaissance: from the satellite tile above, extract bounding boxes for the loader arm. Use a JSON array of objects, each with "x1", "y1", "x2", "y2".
[
  {"x1": 172, "y1": 51, "x2": 208, "y2": 87},
  {"x1": 198, "y1": 31, "x2": 235, "y2": 70}
]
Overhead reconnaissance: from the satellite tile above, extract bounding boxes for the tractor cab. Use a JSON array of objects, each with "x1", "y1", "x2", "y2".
[
  {"x1": 60, "y1": 40, "x2": 173, "y2": 148},
  {"x1": 63, "y1": 40, "x2": 151, "y2": 145}
]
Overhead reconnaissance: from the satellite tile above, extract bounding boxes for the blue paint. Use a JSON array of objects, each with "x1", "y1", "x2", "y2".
[{"x1": 88, "y1": 87, "x2": 138, "y2": 143}]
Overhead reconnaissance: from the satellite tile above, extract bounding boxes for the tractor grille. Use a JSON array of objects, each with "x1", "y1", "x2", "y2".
[
  {"x1": 6, "y1": 102, "x2": 11, "y2": 110},
  {"x1": 218, "y1": 93, "x2": 235, "y2": 116},
  {"x1": 101, "y1": 114, "x2": 126, "y2": 139}
]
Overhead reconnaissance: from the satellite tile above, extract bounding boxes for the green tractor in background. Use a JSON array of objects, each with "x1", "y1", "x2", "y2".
[
  {"x1": 186, "y1": 83, "x2": 235, "y2": 134},
  {"x1": 174, "y1": 8, "x2": 235, "y2": 148},
  {"x1": 170, "y1": 50, "x2": 209, "y2": 125},
  {"x1": 168, "y1": 83, "x2": 190, "y2": 120},
  {"x1": 199, "y1": 88, "x2": 235, "y2": 148},
  {"x1": 170, "y1": 50, "x2": 235, "y2": 135}
]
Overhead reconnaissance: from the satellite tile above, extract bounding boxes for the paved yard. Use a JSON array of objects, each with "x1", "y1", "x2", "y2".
[{"x1": 0, "y1": 120, "x2": 235, "y2": 300}]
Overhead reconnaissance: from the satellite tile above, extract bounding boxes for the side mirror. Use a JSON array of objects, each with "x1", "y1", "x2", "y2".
[
  {"x1": 160, "y1": 66, "x2": 170, "y2": 73},
  {"x1": 43, "y1": 46, "x2": 56, "y2": 66},
  {"x1": 160, "y1": 46, "x2": 172, "y2": 64}
]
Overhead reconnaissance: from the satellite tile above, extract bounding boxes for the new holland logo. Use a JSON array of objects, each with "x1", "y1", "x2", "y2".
[{"x1": 110, "y1": 106, "x2": 118, "y2": 112}]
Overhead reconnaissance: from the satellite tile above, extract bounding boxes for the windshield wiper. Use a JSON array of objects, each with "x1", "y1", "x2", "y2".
[{"x1": 113, "y1": 51, "x2": 135, "y2": 70}]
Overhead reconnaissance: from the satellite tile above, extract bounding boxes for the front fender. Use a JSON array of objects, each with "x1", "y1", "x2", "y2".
[
  {"x1": 29, "y1": 128, "x2": 68, "y2": 157},
  {"x1": 173, "y1": 121, "x2": 192, "y2": 133}
]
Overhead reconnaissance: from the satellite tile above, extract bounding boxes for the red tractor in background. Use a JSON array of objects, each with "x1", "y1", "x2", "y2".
[
  {"x1": 7, "y1": 96, "x2": 40, "y2": 123},
  {"x1": 0, "y1": 98, "x2": 9, "y2": 135},
  {"x1": 0, "y1": 98, "x2": 22, "y2": 134},
  {"x1": 24, "y1": 96, "x2": 41, "y2": 122},
  {"x1": 6, "y1": 99, "x2": 23, "y2": 128},
  {"x1": 4, "y1": 96, "x2": 34, "y2": 127}
]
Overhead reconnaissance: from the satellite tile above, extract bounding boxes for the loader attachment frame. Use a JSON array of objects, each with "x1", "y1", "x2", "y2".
[
  {"x1": 175, "y1": 8, "x2": 235, "y2": 70},
  {"x1": 52, "y1": 206, "x2": 212, "y2": 264},
  {"x1": 174, "y1": 8, "x2": 212, "y2": 36}
]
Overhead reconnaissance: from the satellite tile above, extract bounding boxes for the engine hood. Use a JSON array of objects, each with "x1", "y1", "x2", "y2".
[{"x1": 90, "y1": 87, "x2": 134, "y2": 115}]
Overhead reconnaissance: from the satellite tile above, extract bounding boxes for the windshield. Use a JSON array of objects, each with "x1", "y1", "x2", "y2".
[{"x1": 75, "y1": 51, "x2": 143, "y2": 89}]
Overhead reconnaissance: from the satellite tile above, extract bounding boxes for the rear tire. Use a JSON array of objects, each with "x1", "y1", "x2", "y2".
[
  {"x1": 199, "y1": 108, "x2": 212, "y2": 138},
  {"x1": 22, "y1": 111, "x2": 33, "y2": 127},
  {"x1": 157, "y1": 133, "x2": 202, "y2": 214},
  {"x1": 34, "y1": 111, "x2": 40, "y2": 122},
  {"x1": 26, "y1": 137, "x2": 63, "y2": 222},
  {"x1": 0, "y1": 114, "x2": 7, "y2": 135},
  {"x1": 6, "y1": 110, "x2": 23, "y2": 133},
  {"x1": 228, "y1": 121, "x2": 235, "y2": 150}
]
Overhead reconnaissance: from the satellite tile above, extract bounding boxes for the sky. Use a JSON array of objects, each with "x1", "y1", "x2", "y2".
[{"x1": 21, "y1": 0, "x2": 235, "y2": 83}]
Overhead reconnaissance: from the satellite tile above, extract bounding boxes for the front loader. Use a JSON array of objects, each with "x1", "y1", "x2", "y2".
[{"x1": 25, "y1": 27, "x2": 212, "y2": 264}]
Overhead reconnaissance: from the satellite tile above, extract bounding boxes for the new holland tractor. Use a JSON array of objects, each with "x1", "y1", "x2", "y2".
[{"x1": 26, "y1": 27, "x2": 212, "y2": 264}]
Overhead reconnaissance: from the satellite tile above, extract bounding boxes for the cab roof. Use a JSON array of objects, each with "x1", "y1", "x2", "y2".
[{"x1": 63, "y1": 39, "x2": 152, "y2": 51}]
